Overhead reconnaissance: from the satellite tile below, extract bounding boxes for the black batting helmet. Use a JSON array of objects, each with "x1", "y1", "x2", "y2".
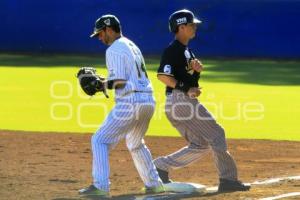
[{"x1": 169, "y1": 9, "x2": 201, "y2": 33}]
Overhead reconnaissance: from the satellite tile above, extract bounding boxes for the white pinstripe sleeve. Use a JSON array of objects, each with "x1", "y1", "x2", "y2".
[{"x1": 106, "y1": 50, "x2": 127, "y2": 81}]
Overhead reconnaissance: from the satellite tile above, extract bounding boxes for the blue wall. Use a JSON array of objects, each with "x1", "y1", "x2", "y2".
[{"x1": 1, "y1": 0, "x2": 300, "y2": 58}]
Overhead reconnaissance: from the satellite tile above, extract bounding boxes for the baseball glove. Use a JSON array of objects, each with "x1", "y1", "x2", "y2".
[{"x1": 76, "y1": 67, "x2": 109, "y2": 98}]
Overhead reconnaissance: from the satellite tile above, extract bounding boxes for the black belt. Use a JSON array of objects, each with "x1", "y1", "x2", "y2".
[{"x1": 121, "y1": 90, "x2": 152, "y2": 97}]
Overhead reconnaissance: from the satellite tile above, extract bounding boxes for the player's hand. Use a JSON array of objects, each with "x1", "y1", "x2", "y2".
[
  {"x1": 187, "y1": 87, "x2": 202, "y2": 98},
  {"x1": 191, "y1": 59, "x2": 203, "y2": 72}
]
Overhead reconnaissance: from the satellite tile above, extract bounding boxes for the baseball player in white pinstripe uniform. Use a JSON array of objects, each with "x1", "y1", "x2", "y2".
[
  {"x1": 79, "y1": 14, "x2": 164, "y2": 197},
  {"x1": 154, "y1": 9, "x2": 250, "y2": 192}
]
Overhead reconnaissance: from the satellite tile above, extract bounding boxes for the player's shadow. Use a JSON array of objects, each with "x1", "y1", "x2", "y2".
[
  {"x1": 2, "y1": 54, "x2": 299, "y2": 85},
  {"x1": 51, "y1": 191, "x2": 223, "y2": 200},
  {"x1": 0, "y1": 54, "x2": 105, "y2": 68},
  {"x1": 107, "y1": 191, "x2": 220, "y2": 200},
  {"x1": 202, "y1": 59, "x2": 300, "y2": 85}
]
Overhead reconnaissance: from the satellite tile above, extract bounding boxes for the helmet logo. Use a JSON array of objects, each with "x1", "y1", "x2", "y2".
[
  {"x1": 176, "y1": 17, "x2": 187, "y2": 25},
  {"x1": 104, "y1": 19, "x2": 110, "y2": 25},
  {"x1": 163, "y1": 65, "x2": 172, "y2": 74}
]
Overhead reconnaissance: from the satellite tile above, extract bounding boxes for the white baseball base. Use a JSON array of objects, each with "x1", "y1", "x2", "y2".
[{"x1": 163, "y1": 182, "x2": 206, "y2": 193}]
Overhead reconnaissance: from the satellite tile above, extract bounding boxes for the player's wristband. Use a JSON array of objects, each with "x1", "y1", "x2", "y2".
[
  {"x1": 107, "y1": 80, "x2": 114, "y2": 89},
  {"x1": 175, "y1": 81, "x2": 190, "y2": 93}
]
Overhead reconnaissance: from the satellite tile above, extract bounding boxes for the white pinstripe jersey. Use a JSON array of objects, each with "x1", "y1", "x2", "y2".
[{"x1": 106, "y1": 37, "x2": 153, "y2": 101}]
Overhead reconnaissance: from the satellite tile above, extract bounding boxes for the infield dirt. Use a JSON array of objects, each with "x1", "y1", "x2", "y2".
[{"x1": 0, "y1": 130, "x2": 300, "y2": 199}]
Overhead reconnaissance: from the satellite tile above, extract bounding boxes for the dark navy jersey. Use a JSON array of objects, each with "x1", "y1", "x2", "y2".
[{"x1": 157, "y1": 40, "x2": 200, "y2": 95}]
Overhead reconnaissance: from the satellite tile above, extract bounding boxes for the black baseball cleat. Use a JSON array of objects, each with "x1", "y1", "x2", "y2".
[
  {"x1": 218, "y1": 179, "x2": 251, "y2": 192},
  {"x1": 157, "y1": 168, "x2": 172, "y2": 184}
]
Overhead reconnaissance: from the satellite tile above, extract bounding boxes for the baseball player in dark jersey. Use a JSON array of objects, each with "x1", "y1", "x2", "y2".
[{"x1": 154, "y1": 9, "x2": 250, "y2": 192}]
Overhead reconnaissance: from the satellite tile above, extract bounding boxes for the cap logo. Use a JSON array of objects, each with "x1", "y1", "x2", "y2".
[
  {"x1": 104, "y1": 19, "x2": 110, "y2": 25},
  {"x1": 176, "y1": 17, "x2": 187, "y2": 25}
]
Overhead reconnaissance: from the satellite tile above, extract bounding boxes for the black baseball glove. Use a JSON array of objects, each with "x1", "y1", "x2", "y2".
[{"x1": 76, "y1": 67, "x2": 109, "y2": 98}]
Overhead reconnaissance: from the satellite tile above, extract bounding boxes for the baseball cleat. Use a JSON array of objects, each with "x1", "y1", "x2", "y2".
[
  {"x1": 142, "y1": 185, "x2": 165, "y2": 194},
  {"x1": 218, "y1": 179, "x2": 251, "y2": 192},
  {"x1": 157, "y1": 168, "x2": 172, "y2": 183},
  {"x1": 78, "y1": 185, "x2": 109, "y2": 197}
]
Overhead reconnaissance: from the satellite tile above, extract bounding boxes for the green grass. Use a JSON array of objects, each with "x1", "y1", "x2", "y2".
[{"x1": 0, "y1": 54, "x2": 299, "y2": 141}]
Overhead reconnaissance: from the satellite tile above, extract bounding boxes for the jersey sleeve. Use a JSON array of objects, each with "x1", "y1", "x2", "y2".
[
  {"x1": 157, "y1": 49, "x2": 175, "y2": 77},
  {"x1": 106, "y1": 50, "x2": 127, "y2": 81}
]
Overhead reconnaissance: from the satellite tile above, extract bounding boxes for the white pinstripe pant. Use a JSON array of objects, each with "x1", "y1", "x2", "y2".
[
  {"x1": 154, "y1": 90, "x2": 238, "y2": 181},
  {"x1": 91, "y1": 95, "x2": 162, "y2": 192}
]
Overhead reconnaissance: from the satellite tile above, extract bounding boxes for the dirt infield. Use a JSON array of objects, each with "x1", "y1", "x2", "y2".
[{"x1": 0, "y1": 130, "x2": 300, "y2": 200}]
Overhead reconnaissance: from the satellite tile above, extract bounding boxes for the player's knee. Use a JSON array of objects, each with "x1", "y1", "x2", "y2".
[
  {"x1": 126, "y1": 136, "x2": 144, "y2": 151},
  {"x1": 217, "y1": 126, "x2": 226, "y2": 139},
  {"x1": 91, "y1": 132, "x2": 105, "y2": 145},
  {"x1": 211, "y1": 142, "x2": 227, "y2": 152},
  {"x1": 212, "y1": 125, "x2": 225, "y2": 140},
  {"x1": 189, "y1": 143, "x2": 209, "y2": 151},
  {"x1": 91, "y1": 133, "x2": 98, "y2": 146},
  {"x1": 210, "y1": 127, "x2": 227, "y2": 151},
  {"x1": 127, "y1": 142, "x2": 144, "y2": 152}
]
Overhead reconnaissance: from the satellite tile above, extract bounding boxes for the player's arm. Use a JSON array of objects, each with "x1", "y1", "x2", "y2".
[
  {"x1": 157, "y1": 66, "x2": 184, "y2": 90},
  {"x1": 157, "y1": 50, "x2": 201, "y2": 97},
  {"x1": 157, "y1": 50, "x2": 195, "y2": 94},
  {"x1": 157, "y1": 74, "x2": 200, "y2": 97},
  {"x1": 105, "y1": 79, "x2": 126, "y2": 89},
  {"x1": 157, "y1": 74, "x2": 176, "y2": 88}
]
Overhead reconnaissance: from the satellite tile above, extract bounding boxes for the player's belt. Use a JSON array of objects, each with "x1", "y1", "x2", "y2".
[{"x1": 120, "y1": 90, "x2": 152, "y2": 97}]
